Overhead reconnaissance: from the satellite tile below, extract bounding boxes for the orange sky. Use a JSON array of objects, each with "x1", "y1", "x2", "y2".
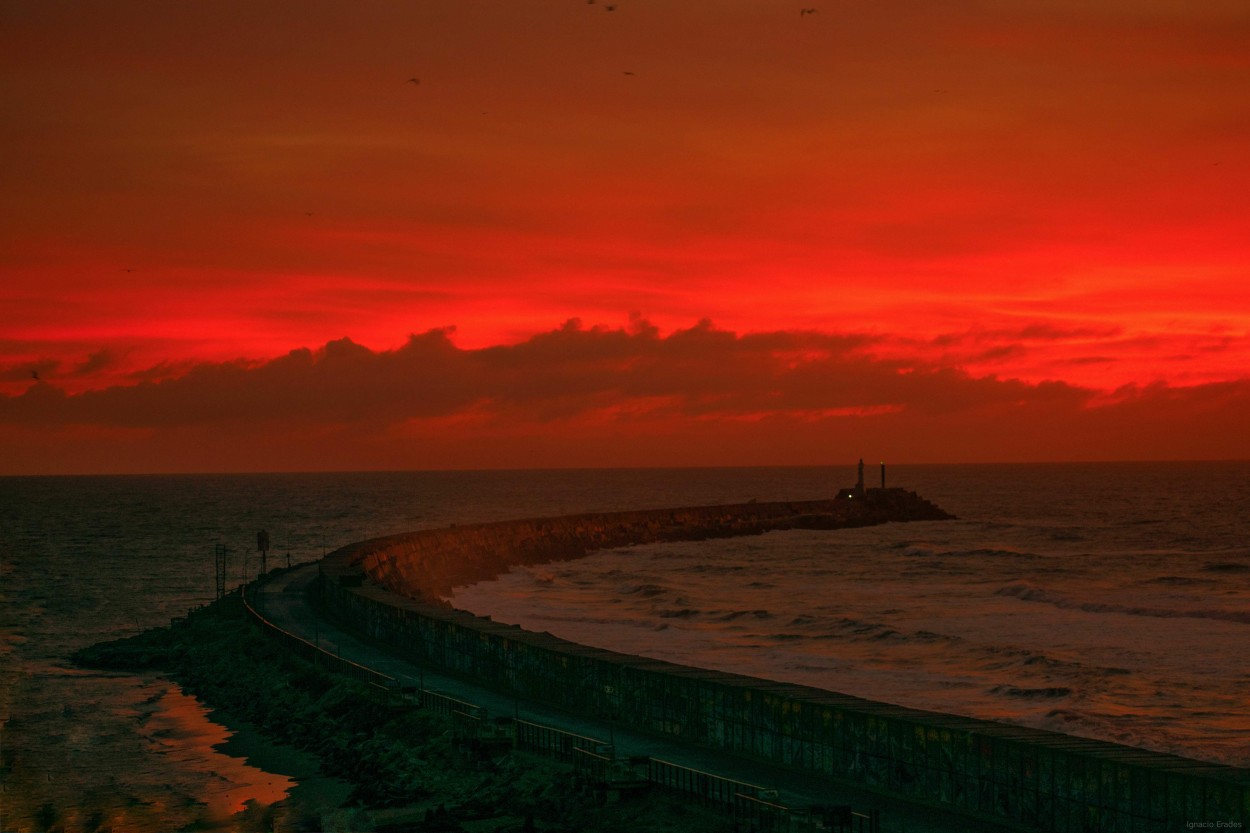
[{"x1": 2, "y1": 1, "x2": 1248, "y2": 473}]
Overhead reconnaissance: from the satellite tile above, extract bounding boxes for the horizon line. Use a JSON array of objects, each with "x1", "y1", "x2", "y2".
[{"x1": 4, "y1": 458, "x2": 1248, "y2": 478}]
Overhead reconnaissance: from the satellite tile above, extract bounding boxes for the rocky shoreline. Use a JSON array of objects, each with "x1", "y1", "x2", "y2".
[{"x1": 72, "y1": 594, "x2": 730, "y2": 833}]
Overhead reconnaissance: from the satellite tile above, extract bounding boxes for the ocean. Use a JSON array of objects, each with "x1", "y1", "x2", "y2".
[{"x1": 2, "y1": 463, "x2": 1248, "y2": 831}]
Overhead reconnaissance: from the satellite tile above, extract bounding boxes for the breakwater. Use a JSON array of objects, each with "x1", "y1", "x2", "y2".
[
  {"x1": 315, "y1": 490, "x2": 1250, "y2": 832},
  {"x1": 344, "y1": 489, "x2": 947, "y2": 600}
]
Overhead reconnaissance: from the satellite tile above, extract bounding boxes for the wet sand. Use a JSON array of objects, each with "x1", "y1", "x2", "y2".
[{"x1": 199, "y1": 700, "x2": 354, "y2": 829}]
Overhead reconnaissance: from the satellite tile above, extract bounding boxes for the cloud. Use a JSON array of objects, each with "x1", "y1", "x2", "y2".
[
  {"x1": 2, "y1": 320, "x2": 1246, "y2": 473},
  {"x1": 933, "y1": 323, "x2": 1123, "y2": 348},
  {"x1": 72, "y1": 348, "x2": 121, "y2": 376},
  {"x1": 0, "y1": 358, "x2": 59, "y2": 384},
  {"x1": 0, "y1": 320, "x2": 1088, "y2": 430}
]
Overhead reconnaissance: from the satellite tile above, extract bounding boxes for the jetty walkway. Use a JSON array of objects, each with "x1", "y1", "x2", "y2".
[{"x1": 253, "y1": 563, "x2": 1011, "y2": 833}]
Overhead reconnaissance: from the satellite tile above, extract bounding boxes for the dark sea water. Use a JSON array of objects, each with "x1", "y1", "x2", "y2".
[{"x1": 2, "y1": 464, "x2": 1248, "y2": 831}]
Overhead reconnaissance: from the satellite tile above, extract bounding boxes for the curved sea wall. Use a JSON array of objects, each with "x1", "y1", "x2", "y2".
[
  {"x1": 315, "y1": 491, "x2": 1249, "y2": 832},
  {"x1": 340, "y1": 489, "x2": 945, "y2": 600}
]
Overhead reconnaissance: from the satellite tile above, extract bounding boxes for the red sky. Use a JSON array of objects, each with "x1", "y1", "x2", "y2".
[{"x1": 2, "y1": 1, "x2": 1248, "y2": 473}]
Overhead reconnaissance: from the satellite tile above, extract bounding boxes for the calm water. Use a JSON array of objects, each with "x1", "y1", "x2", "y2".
[{"x1": 3, "y1": 464, "x2": 1248, "y2": 831}]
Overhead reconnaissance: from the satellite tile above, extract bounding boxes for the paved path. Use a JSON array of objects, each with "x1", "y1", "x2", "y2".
[{"x1": 255, "y1": 565, "x2": 1012, "y2": 833}]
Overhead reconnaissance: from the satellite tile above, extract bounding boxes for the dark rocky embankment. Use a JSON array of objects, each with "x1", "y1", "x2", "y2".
[
  {"x1": 346, "y1": 489, "x2": 953, "y2": 601},
  {"x1": 72, "y1": 594, "x2": 731, "y2": 833}
]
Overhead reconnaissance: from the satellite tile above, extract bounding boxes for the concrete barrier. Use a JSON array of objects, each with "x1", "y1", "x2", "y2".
[{"x1": 315, "y1": 492, "x2": 1250, "y2": 832}]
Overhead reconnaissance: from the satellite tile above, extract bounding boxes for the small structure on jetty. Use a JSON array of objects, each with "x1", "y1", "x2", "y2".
[
  {"x1": 837, "y1": 457, "x2": 883, "y2": 499},
  {"x1": 310, "y1": 489, "x2": 1250, "y2": 833}
]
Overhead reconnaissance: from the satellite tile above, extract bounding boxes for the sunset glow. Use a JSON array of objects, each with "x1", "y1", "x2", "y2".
[{"x1": 3, "y1": 1, "x2": 1248, "y2": 472}]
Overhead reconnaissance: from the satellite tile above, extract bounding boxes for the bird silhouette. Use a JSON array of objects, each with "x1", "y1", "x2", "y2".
[
  {"x1": 623, "y1": 70, "x2": 635, "y2": 76},
  {"x1": 800, "y1": 7, "x2": 818, "y2": 14},
  {"x1": 407, "y1": 77, "x2": 420, "y2": 85},
  {"x1": 122, "y1": 268, "x2": 136, "y2": 272}
]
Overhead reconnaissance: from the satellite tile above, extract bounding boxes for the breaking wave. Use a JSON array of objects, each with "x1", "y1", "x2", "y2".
[{"x1": 995, "y1": 583, "x2": 1250, "y2": 624}]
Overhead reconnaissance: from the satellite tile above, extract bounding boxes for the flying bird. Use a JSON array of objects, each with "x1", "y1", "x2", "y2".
[
  {"x1": 800, "y1": 7, "x2": 818, "y2": 14},
  {"x1": 623, "y1": 70, "x2": 635, "y2": 76},
  {"x1": 407, "y1": 77, "x2": 420, "y2": 85}
]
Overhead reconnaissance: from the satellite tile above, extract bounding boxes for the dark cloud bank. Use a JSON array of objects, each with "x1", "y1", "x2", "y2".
[{"x1": 2, "y1": 320, "x2": 1247, "y2": 473}]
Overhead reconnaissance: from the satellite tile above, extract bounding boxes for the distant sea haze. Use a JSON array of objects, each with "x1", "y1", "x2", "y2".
[{"x1": 3, "y1": 462, "x2": 1248, "y2": 831}]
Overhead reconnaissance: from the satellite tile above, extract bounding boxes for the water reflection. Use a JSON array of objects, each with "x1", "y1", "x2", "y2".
[{"x1": 5, "y1": 670, "x2": 303, "y2": 833}]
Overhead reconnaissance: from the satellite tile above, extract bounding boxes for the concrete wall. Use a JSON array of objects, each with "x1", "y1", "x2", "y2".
[{"x1": 316, "y1": 492, "x2": 1250, "y2": 833}]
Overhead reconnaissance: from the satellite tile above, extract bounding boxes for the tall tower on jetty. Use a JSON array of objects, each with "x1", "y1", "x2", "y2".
[{"x1": 838, "y1": 459, "x2": 868, "y2": 499}]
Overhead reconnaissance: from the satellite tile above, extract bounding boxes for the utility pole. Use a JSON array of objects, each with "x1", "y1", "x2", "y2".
[
  {"x1": 213, "y1": 543, "x2": 229, "y2": 600},
  {"x1": 257, "y1": 529, "x2": 270, "y2": 576}
]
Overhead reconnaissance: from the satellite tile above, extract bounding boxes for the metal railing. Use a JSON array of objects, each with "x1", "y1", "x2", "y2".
[
  {"x1": 513, "y1": 718, "x2": 609, "y2": 763},
  {"x1": 647, "y1": 757, "x2": 880, "y2": 833},
  {"x1": 648, "y1": 756, "x2": 769, "y2": 809},
  {"x1": 417, "y1": 688, "x2": 482, "y2": 717},
  {"x1": 733, "y1": 791, "x2": 791, "y2": 832},
  {"x1": 573, "y1": 745, "x2": 613, "y2": 783},
  {"x1": 241, "y1": 583, "x2": 399, "y2": 694},
  {"x1": 646, "y1": 756, "x2": 795, "y2": 831}
]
